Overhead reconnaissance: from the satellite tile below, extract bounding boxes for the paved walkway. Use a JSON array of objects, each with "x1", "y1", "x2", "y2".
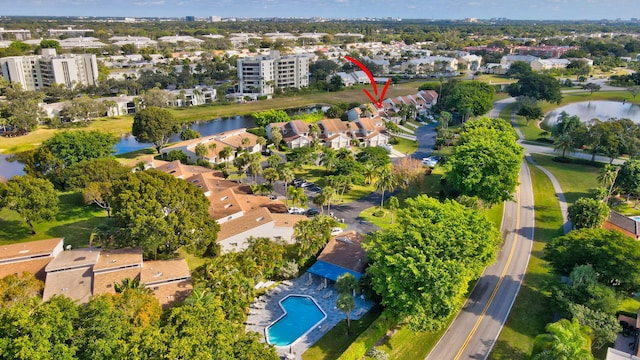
[
  {"x1": 245, "y1": 273, "x2": 374, "y2": 359},
  {"x1": 397, "y1": 124, "x2": 415, "y2": 134}
]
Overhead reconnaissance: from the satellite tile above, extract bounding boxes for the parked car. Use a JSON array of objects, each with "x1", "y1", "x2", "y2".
[
  {"x1": 267, "y1": 194, "x2": 277, "y2": 200},
  {"x1": 305, "y1": 208, "x2": 320, "y2": 217},
  {"x1": 422, "y1": 156, "x2": 441, "y2": 168},
  {"x1": 331, "y1": 227, "x2": 344, "y2": 236},
  {"x1": 288, "y1": 207, "x2": 305, "y2": 214},
  {"x1": 300, "y1": 182, "x2": 313, "y2": 188},
  {"x1": 307, "y1": 185, "x2": 321, "y2": 192},
  {"x1": 293, "y1": 178, "x2": 306, "y2": 186}
]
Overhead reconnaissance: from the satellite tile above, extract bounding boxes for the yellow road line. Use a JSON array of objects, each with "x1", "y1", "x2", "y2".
[{"x1": 453, "y1": 189, "x2": 521, "y2": 360}]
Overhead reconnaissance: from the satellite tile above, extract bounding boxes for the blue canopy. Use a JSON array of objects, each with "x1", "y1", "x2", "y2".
[{"x1": 307, "y1": 260, "x2": 361, "y2": 282}]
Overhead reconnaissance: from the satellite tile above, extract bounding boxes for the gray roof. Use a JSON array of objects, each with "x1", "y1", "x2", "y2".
[{"x1": 607, "y1": 211, "x2": 640, "y2": 236}]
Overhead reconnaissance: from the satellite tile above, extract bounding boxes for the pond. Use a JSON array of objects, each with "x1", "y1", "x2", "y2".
[
  {"x1": 543, "y1": 100, "x2": 640, "y2": 127},
  {"x1": 0, "y1": 115, "x2": 257, "y2": 179}
]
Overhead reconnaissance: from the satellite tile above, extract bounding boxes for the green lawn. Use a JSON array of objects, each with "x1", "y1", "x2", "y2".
[
  {"x1": 529, "y1": 154, "x2": 602, "y2": 205},
  {"x1": 293, "y1": 165, "x2": 376, "y2": 204},
  {"x1": 0, "y1": 191, "x2": 107, "y2": 248},
  {"x1": 358, "y1": 207, "x2": 394, "y2": 230},
  {"x1": 489, "y1": 163, "x2": 564, "y2": 359},
  {"x1": 302, "y1": 306, "x2": 383, "y2": 360},
  {"x1": 391, "y1": 138, "x2": 419, "y2": 155}
]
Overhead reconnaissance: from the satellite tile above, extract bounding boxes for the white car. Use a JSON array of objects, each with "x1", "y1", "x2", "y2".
[
  {"x1": 288, "y1": 207, "x2": 305, "y2": 214},
  {"x1": 331, "y1": 227, "x2": 344, "y2": 236},
  {"x1": 422, "y1": 156, "x2": 441, "y2": 168}
]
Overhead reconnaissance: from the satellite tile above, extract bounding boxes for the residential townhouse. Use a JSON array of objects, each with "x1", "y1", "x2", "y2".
[
  {"x1": 500, "y1": 54, "x2": 540, "y2": 68},
  {"x1": 402, "y1": 56, "x2": 458, "y2": 74},
  {"x1": 265, "y1": 120, "x2": 312, "y2": 148},
  {"x1": 149, "y1": 159, "x2": 305, "y2": 253},
  {"x1": 160, "y1": 128, "x2": 260, "y2": 165},
  {"x1": 318, "y1": 118, "x2": 353, "y2": 149},
  {"x1": 531, "y1": 58, "x2": 571, "y2": 71},
  {"x1": 0, "y1": 238, "x2": 64, "y2": 281},
  {"x1": 42, "y1": 247, "x2": 101, "y2": 304},
  {"x1": 169, "y1": 86, "x2": 217, "y2": 107}
]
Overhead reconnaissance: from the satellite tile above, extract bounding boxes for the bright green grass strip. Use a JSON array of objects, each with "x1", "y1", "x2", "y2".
[
  {"x1": 529, "y1": 153, "x2": 601, "y2": 205},
  {"x1": 0, "y1": 191, "x2": 107, "y2": 248}
]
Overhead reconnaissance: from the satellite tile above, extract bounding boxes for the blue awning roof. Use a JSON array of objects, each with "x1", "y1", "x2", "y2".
[{"x1": 306, "y1": 260, "x2": 362, "y2": 282}]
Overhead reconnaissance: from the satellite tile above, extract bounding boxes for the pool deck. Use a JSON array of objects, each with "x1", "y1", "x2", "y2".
[{"x1": 245, "y1": 272, "x2": 374, "y2": 359}]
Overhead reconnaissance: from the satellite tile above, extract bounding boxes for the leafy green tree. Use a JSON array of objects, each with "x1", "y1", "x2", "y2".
[
  {"x1": 244, "y1": 237, "x2": 286, "y2": 279},
  {"x1": 545, "y1": 228, "x2": 640, "y2": 291},
  {"x1": 616, "y1": 160, "x2": 640, "y2": 201},
  {"x1": 552, "y1": 265, "x2": 619, "y2": 315},
  {"x1": 506, "y1": 61, "x2": 533, "y2": 79},
  {"x1": 567, "y1": 303, "x2": 618, "y2": 350},
  {"x1": 142, "y1": 87, "x2": 174, "y2": 108},
  {"x1": 0, "y1": 272, "x2": 43, "y2": 306},
  {"x1": 165, "y1": 150, "x2": 188, "y2": 164},
  {"x1": 567, "y1": 197, "x2": 610, "y2": 229},
  {"x1": 24, "y1": 147, "x2": 67, "y2": 189},
  {"x1": 252, "y1": 109, "x2": 289, "y2": 128},
  {"x1": 364, "y1": 195, "x2": 501, "y2": 331},
  {"x1": 179, "y1": 128, "x2": 201, "y2": 140},
  {"x1": 262, "y1": 167, "x2": 279, "y2": 185},
  {"x1": 531, "y1": 318, "x2": 593, "y2": 360},
  {"x1": 388, "y1": 196, "x2": 400, "y2": 224},
  {"x1": 336, "y1": 273, "x2": 359, "y2": 297},
  {"x1": 508, "y1": 72, "x2": 563, "y2": 104},
  {"x1": 66, "y1": 158, "x2": 130, "y2": 217},
  {"x1": 62, "y1": 96, "x2": 107, "y2": 126},
  {"x1": 39, "y1": 39, "x2": 61, "y2": 51},
  {"x1": 517, "y1": 103, "x2": 543, "y2": 126},
  {"x1": 287, "y1": 186, "x2": 307, "y2": 208},
  {"x1": 2, "y1": 86, "x2": 46, "y2": 132},
  {"x1": 110, "y1": 170, "x2": 219, "y2": 258},
  {"x1": 441, "y1": 81, "x2": 495, "y2": 118},
  {"x1": 581, "y1": 83, "x2": 601, "y2": 95},
  {"x1": 0, "y1": 175, "x2": 58, "y2": 234},
  {"x1": 445, "y1": 117, "x2": 523, "y2": 205},
  {"x1": 356, "y1": 146, "x2": 391, "y2": 168},
  {"x1": 132, "y1": 106, "x2": 179, "y2": 153}
]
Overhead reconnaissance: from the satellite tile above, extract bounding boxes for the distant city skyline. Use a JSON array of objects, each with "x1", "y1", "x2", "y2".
[{"x1": 2, "y1": 0, "x2": 639, "y2": 21}]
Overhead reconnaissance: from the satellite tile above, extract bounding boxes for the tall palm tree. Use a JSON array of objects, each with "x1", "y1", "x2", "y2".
[
  {"x1": 320, "y1": 147, "x2": 338, "y2": 172},
  {"x1": 256, "y1": 136, "x2": 267, "y2": 151},
  {"x1": 320, "y1": 186, "x2": 335, "y2": 214},
  {"x1": 309, "y1": 123, "x2": 321, "y2": 147},
  {"x1": 219, "y1": 146, "x2": 234, "y2": 170},
  {"x1": 280, "y1": 167, "x2": 295, "y2": 196},
  {"x1": 375, "y1": 165, "x2": 398, "y2": 208},
  {"x1": 598, "y1": 164, "x2": 620, "y2": 202},
  {"x1": 195, "y1": 143, "x2": 208, "y2": 161},
  {"x1": 362, "y1": 163, "x2": 377, "y2": 185},
  {"x1": 553, "y1": 133, "x2": 574, "y2": 159},
  {"x1": 241, "y1": 137, "x2": 251, "y2": 152},
  {"x1": 287, "y1": 186, "x2": 307, "y2": 208},
  {"x1": 336, "y1": 293, "x2": 356, "y2": 336},
  {"x1": 208, "y1": 142, "x2": 217, "y2": 160}
]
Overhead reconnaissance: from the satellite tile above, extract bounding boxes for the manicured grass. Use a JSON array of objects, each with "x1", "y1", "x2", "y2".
[
  {"x1": 302, "y1": 306, "x2": 383, "y2": 360},
  {"x1": 529, "y1": 153, "x2": 601, "y2": 205},
  {"x1": 485, "y1": 202, "x2": 505, "y2": 231},
  {"x1": 489, "y1": 164, "x2": 564, "y2": 359},
  {"x1": 370, "y1": 314, "x2": 456, "y2": 360},
  {"x1": 475, "y1": 74, "x2": 518, "y2": 85},
  {"x1": 611, "y1": 201, "x2": 640, "y2": 216},
  {"x1": 0, "y1": 191, "x2": 107, "y2": 249},
  {"x1": 391, "y1": 138, "x2": 419, "y2": 155},
  {"x1": 293, "y1": 165, "x2": 376, "y2": 204},
  {"x1": 177, "y1": 247, "x2": 208, "y2": 272},
  {"x1": 358, "y1": 207, "x2": 394, "y2": 231},
  {"x1": 618, "y1": 296, "x2": 640, "y2": 315},
  {"x1": 0, "y1": 116, "x2": 134, "y2": 154}
]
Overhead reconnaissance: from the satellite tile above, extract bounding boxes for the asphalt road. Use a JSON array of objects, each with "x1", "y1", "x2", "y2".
[
  {"x1": 426, "y1": 161, "x2": 535, "y2": 360},
  {"x1": 426, "y1": 99, "x2": 536, "y2": 360}
]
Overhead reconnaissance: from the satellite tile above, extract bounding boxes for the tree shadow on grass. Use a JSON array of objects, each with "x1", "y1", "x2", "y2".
[
  {"x1": 0, "y1": 218, "x2": 32, "y2": 242},
  {"x1": 488, "y1": 339, "x2": 528, "y2": 360},
  {"x1": 46, "y1": 215, "x2": 108, "y2": 249}
]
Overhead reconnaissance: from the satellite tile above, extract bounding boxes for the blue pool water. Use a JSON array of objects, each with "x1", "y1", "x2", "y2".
[
  {"x1": 633, "y1": 216, "x2": 640, "y2": 222},
  {"x1": 266, "y1": 295, "x2": 326, "y2": 347}
]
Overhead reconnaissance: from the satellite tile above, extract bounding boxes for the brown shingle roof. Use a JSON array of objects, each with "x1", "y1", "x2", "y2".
[
  {"x1": 0, "y1": 238, "x2": 63, "y2": 261},
  {"x1": 290, "y1": 120, "x2": 310, "y2": 134},
  {"x1": 93, "y1": 268, "x2": 142, "y2": 296},
  {"x1": 93, "y1": 247, "x2": 143, "y2": 272},
  {"x1": 317, "y1": 231, "x2": 367, "y2": 274},
  {"x1": 319, "y1": 118, "x2": 349, "y2": 134},
  {"x1": 607, "y1": 211, "x2": 640, "y2": 236},
  {"x1": 46, "y1": 248, "x2": 101, "y2": 272},
  {"x1": 208, "y1": 188, "x2": 244, "y2": 220},
  {"x1": 43, "y1": 267, "x2": 94, "y2": 304},
  {"x1": 217, "y1": 207, "x2": 274, "y2": 241},
  {"x1": 148, "y1": 280, "x2": 193, "y2": 309},
  {"x1": 270, "y1": 213, "x2": 306, "y2": 228},
  {"x1": 141, "y1": 259, "x2": 191, "y2": 286}
]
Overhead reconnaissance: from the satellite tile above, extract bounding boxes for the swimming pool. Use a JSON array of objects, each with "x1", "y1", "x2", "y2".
[
  {"x1": 633, "y1": 216, "x2": 640, "y2": 222},
  {"x1": 266, "y1": 295, "x2": 326, "y2": 347}
]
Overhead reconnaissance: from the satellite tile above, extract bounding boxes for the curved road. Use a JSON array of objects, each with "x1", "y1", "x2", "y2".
[{"x1": 426, "y1": 99, "x2": 536, "y2": 360}]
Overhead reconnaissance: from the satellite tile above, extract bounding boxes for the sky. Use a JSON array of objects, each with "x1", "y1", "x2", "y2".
[{"x1": 1, "y1": 0, "x2": 639, "y2": 20}]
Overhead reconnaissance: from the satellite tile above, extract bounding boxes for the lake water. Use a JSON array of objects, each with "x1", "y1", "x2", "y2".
[
  {"x1": 0, "y1": 114, "x2": 257, "y2": 179},
  {"x1": 543, "y1": 100, "x2": 640, "y2": 126}
]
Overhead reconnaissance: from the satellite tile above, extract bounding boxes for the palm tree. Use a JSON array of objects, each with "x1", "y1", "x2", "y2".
[
  {"x1": 287, "y1": 186, "x2": 307, "y2": 207},
  {"x1": 320, "y1": 147, "x2": 338, "y2": 172},
  {"x1": 553, "y1": 133, "x2": 574, "y2": 159},
  {"x1": 362, "y1": 163, "x2": 377, "y2": 185},
  {"x1": 271, "y1": 127, "x2": 283, "y2": 149},
  {"x1": 114, "y1": 278, "x2": 150, "y2": 294},
  {"x1": 263, "y1": 167, "x2": 279, "y2": 185},
  {"x1": 598, "y1": 164, "x2": 620, "y2": 202},
  {"x1": 219, "y1": 146, "x2": 234, "y2": 170},
  {"x1": 388, "y1": 196, "x2": 400, "y2": 224},
  {"x1": 208, "y1": 142, "x2": 217, "y2": 159},
  {"x1": 309, "y1": 123, "x2": 321, "y2": 147},
  {"x1": 241, "y1": 137, "x2": 251, "y2": 152},
  {"x1": 531, "y1": 318, "x2": 593, "y2": 360},
  {"x1": 195, "y1": 143, "x2": 208, "y2": 161},
  {"x1": 267, "y1": 154, "x2": 282, "y2": 169},
  {"x1": 320, "y1": 186, "x2": 335, "y2": 214},
  {"x1": 256, "y1": 136, "x2": 267, "y2": 151},
  {"x1": 335, "y1": 273, "x2": 359, "y2": 297},
  {"x1": 374, "y1": 165, "x2": 398, "y2": 208},
  {"x1": 249, "y1": 156, "x2": 263, "y2": 184},
  {"x1": 336, "y1": 293, "x2": 356, "y2": 335}
]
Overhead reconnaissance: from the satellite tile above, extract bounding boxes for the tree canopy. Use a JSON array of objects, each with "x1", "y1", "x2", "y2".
[
  {"x1": 445, "y1": 117, "x2": 523, "y2": 205},
  {"x1": 567, "y1": 197, "x2": 609, "y2": 230},
  {"x1": 132, "y1": 106, "x2": 179, "y2": 153},
  {"x1": 508, "y1": 72, "x2": 563, "y2": 104},
  {"x1": 252, "y1": 109, "x2": 289, "y2": 128},
  {"x1": 0, "y1": 175, "x2": 59, "y2": 234},
  {"x1": 364, "y1": 195, "x2": 501, "y2": 331},
  {"x1": 545, "y1": 228, "x2": 640, "y2": 291},
  {"x1": 110, "y1": 170, "x2": 219, "y2": 259},
  {"x1": 440, "y1": 80, "x2": 495, "y2": 118}
]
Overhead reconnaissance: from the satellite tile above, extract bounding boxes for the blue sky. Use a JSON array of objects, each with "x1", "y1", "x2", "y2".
[{"x1": 1, "y1": 0, "x2": 638, "y2": 20}]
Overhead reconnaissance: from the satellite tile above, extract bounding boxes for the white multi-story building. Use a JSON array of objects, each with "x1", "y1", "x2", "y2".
[
  {"x1": 237, "y1": 50, "x2": 309, "y2": 99},
  {"x1": 0, "y1": 48, "x2": 98, "y2": 91},
  {"x1": 0, "y1": 28, "x2": 31, "y2": 41}
]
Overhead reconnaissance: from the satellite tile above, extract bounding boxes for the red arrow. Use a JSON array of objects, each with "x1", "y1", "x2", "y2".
[{"x1": 344, "y1": 56, "x2": 391, "y2": 109}]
